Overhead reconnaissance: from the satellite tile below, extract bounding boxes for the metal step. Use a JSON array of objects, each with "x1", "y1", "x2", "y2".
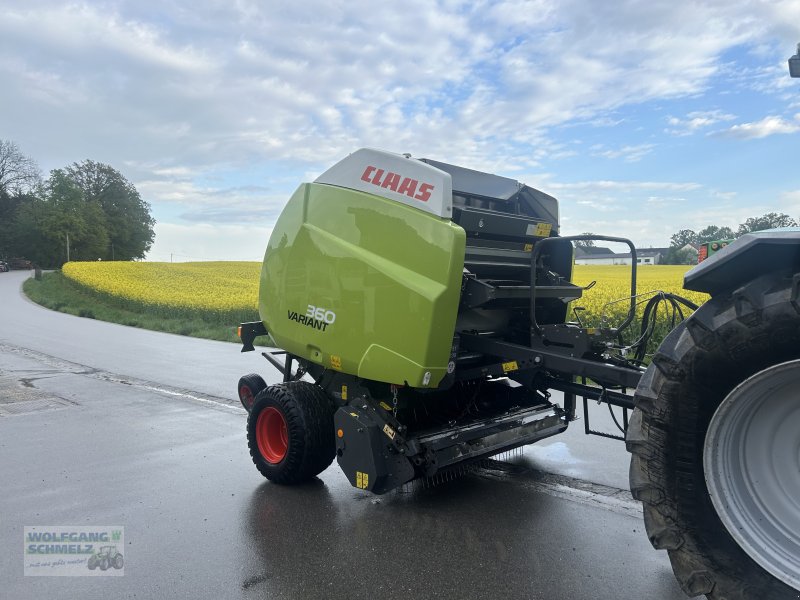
[{"x1": 461, "y1": 277, "x2": 583, "y2": 308}]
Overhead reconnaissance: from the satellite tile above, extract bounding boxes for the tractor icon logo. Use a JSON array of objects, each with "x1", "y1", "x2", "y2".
[{"x1": 87, "y1": 545, "x2": 124, "y2": 571}]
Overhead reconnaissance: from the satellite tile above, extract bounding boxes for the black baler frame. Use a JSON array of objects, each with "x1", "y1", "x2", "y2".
[{"x1": 459, "y1": 233, "x2": 647, "y2": 440}]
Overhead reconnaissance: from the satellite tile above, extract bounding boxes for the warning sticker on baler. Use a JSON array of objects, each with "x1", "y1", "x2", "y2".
[{"x1": 526, "y1": 223, "x2": 552, "y2": 237}]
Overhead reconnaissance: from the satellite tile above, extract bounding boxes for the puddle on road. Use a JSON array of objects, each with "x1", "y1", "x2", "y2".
[{"x1": 524, "y1": 441, "x2": 585, "y2": 465}]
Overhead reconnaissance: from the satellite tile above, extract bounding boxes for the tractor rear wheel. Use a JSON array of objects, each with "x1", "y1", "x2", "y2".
[
  {"x1": 238, "y1": 373, "x2": 267, "y2": 413},
  {"x1": 246, "y1": 381, "x2": 335, "y2": 484},
  {"x1": 628, "y1": 272, "x2": 800, "y2": 600}
]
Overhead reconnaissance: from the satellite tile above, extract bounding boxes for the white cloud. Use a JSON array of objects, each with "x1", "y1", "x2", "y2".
[
  {"x1": 1, "y1": 0, "x2": 792, "y2": 172},
  {"x1": 560, "y1": 217, "x2": 668, "y2": 248},
  {"x1": 135, "y1": 178, "x2": 288, "y2": 223},
  {"x1": 591, "y1": 144, "x2": 655, "y2": 162},
  {"x1": 719, "y1": 115, "x2": 800, "y2": 139},
  {"x1": 548, "y1": 180, "x2": 702, "y2": 193},
  {"x1": 646, "y1": 196, "x2": 688, "y2": 207},
  {"x1": 666, "y1": 110, "x2": 736, "y2": 136},
  {"x1": 0, "y1": 5, "x2": 214, "y2": 73},
  {"x1": 712, "y1": 190, "x2": 738, "y2": 201},
  {"x1": 0, "y1": 0, "x2": 798, "y2": 254},
  {"x1": 575, "y1": 199, "x2": 620, "y2": 212},
  {"x1": 547, "y1": 178, "x2": 705, "y2": 245}
]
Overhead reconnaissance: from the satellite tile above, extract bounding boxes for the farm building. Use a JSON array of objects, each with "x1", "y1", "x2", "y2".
[{"x1": 574, "y1": 247, "x2": 671, "y2": 266}]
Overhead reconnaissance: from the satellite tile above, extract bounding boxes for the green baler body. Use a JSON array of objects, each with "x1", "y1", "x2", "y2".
[{"x1": 259, "y1": 183, "x2": 466, "y2": 388}]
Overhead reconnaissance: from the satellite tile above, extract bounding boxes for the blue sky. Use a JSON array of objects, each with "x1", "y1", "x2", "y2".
[{"x1": 1, "y1": 0, "x2": 798, "y2": 261}]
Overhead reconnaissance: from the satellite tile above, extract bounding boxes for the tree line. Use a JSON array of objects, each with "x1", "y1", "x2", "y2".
[
  {"x1": 579, "y1": 212, "x2": 797, "y2": 264},
  {"x1": 0, "y1": 140, "x2": 155, "y2": 268},
  {"x1": 664, "y1": 213, "x2": 797, "y2": 263}
]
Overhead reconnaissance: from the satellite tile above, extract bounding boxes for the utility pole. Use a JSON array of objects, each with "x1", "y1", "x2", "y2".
[
  {"x1": 66, "y1": 232, "x2": 70, "y2": 262},
  {"x1": 790, "y1": 43, "x2": 800, "y2": 78}
]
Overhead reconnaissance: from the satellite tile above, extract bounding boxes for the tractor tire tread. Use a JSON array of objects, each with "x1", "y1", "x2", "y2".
[{"x1": 629, "y1": 271, "x2": 800, "y2": 600}]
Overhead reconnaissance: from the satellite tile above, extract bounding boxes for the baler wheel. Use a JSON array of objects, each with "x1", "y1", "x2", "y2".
[
  {"x1": 628, "y1": 272, "x2": 800, "y2": 599},
  {"x1": 255, "y1": 407, "x2": 288, "y2": 463},
  {"x1": 237, "y1": 373, "x2": 267, "y2": 413},
  {"x1": 247, "y1": 382, "x2": 335, "y2": 484}
]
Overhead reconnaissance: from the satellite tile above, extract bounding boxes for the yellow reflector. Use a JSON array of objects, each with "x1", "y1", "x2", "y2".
[
  {"x1": 237, "y1": 326, "x2": 242, "y2": 338},
  {"x1": 337, "y1": 429, "x2": 344, "y2": 438}
]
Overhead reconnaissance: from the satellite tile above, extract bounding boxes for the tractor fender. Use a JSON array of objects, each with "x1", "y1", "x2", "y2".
[{"x1": 684, "y1": 228, "x2": 800, "y2": 296}]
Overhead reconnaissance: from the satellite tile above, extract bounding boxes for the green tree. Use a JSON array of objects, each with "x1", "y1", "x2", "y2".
[
  {"x1": 44, "y1": 170, "x2": 110, "y2": 261},
  {"x1": 12, "y1": 172, "x2": 111, "y2": 266},
  {"x1": 575, "y1": 232, "x2": 596, "y2": 249},
  {"x1": 0, "y1": 140, "x2": 41, "y2": 258},
  {"x1": 64, "y1": 161, "x2": 155, "y2": 260},
  {"x1": 697, "y1": 225, "x2": 735, "y2": 243},
  {"x1": 12, "y1": 195, "x2": 62, "y2": 267},
  {"x1": 737, "y1": 212, "x2": 797, "y2": 236},
  {"x1": 0, "y1": 189, "x2": 20, "y2": 257},
  {"x1": 669, "y1": 229, "x2": 698, "y2": 249},
  {"x1": 0, "y1": 145, "x2": 152, "y2": 266},
  {"x1": 663, "y1": 246, "x2": 697, "y2": 265},
  {"x1": 662, "y1": 229, "x2": 700, "y2": 264}
]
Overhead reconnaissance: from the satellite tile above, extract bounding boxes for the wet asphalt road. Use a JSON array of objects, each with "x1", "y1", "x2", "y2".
[{"x1": 0, "y1": 271, "x2": 687, "y2": 599}]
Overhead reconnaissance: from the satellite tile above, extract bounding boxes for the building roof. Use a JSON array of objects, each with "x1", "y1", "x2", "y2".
[
  {"x1": 575, "y1": 253, "x2": 629, "y2": 260},
  {"x1": 575, "y1": 247, "x2": 669, "y2": 260},
  {"x1": 637, "y1": 247, "x2": 670, "y2": 257},
  {"x1": 574, "y1": 246, "x2": 614, "y2": 257}
]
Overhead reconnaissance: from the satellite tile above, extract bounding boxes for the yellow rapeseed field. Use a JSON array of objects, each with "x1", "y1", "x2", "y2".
[
  {"x1": 62, "y1": 261, "x2": 261, "y2": 324},
  {"x1": 572, "y1": 264, "x2": 708, "y2": 328},
  {"x1": 62, "y1": 261, "x2": 707, "y2": 333}
]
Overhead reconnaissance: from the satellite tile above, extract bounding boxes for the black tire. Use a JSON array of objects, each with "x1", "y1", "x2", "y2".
[
  {"x1": 88, "y1": 557, "x2": 97, "y2": 570},
  {"x1": 247, "y1": 381, "x2": 335, "y2": 484},
  {"x1": 238, "y1": 373, "x2": 267, "y2": 413},
  {"x1": 99, "y1": 557, "x2": 109, "y2": 571},
  {"x1": 628, "y1": 272, "x2": 800, "y2": 600},
  {"x1": 114, "y1": 554, "x2": 124, "y2": 569}
]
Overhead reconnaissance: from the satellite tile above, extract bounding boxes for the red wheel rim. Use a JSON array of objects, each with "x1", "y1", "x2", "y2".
[
  {"x1": 239, "y1": 385, "x2": 255, "y2": 410},
  {"x1": 256, "y1": 407, "x2": 288, "y2": 464}
]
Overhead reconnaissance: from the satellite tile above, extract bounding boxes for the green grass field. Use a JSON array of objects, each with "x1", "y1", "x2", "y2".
[{"x1": 24, "y1": 271, "x2": 247, "y2": 342}]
